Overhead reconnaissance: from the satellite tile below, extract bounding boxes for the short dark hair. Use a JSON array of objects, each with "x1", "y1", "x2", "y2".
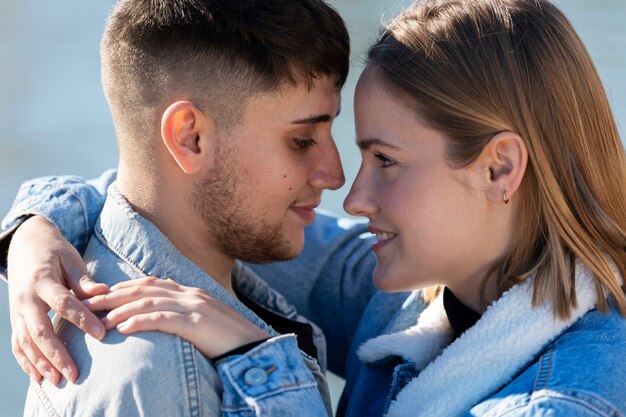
[{"x1": 101, "y1": 0, "x2": 350, "y2": 150}]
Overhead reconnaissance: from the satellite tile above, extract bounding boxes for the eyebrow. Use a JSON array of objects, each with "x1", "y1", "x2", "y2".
[
  {"x1": 291, "y1": 108, "x2": 341, "y2": 125},
  {"x1": 356, "y1": 138, "x2": 401, "y2": 150}
]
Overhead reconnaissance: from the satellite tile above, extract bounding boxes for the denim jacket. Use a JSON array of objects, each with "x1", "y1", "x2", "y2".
[
  {"x1": 0, "y1": 170, "x2": 379, "y2": 381},
  {"x1": 339, "y1": 262, "x2": 626, "y2": 417},
  {"x1": 8, "y1": 185, "x2": 333, "y2": 417},
  {"x1": 6, "y1": 172, "x2": 625, "y2": 416}
]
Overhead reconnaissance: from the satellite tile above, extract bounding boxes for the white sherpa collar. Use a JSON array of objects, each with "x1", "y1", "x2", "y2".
[{"x1": 358, "y1": 259, "x2": 618, "y2": 417}]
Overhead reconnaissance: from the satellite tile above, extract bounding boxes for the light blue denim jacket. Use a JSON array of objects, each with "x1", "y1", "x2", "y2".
[
  {"x1": 5, "y1": 183, "x2": 334, "y2": 417},
  {"x1": 4, "y1": 172, "x2": 626, "y2": 416}
]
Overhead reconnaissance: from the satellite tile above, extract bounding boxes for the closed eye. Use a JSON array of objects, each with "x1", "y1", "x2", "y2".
[
  {"x1": 294, "y1": 138, "x2": 317, "y2": 150},
  {"x1": 374, "y1": 152, "x2": 396, "y2": 168}
]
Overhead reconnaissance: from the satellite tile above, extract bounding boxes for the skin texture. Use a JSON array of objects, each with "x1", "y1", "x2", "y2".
[
  {"x1": 343, "y1": 71, "x2": 527, "y2": 311},
  {"x1": 7, "y1": 76, "x2": 345, "y2": 384},
  {"x1": 192, "y1": 77, "x2": 344, "y2": 264},
  {"x1": 82, "y1": 277, "x2": 270, "y2": 359}
]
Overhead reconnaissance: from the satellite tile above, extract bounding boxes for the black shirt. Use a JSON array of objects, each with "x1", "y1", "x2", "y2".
[
  {"x1": 213, "y1": 286, "x2": 318, "y2": 362},
  {"x1": 443, "y1": 287, "x2": 482, "y2": 340}
]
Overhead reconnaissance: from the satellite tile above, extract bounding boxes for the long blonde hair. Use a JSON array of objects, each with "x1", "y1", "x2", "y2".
[{"x1": 368, "y1": 0, "x2": 626, "y2": 319}]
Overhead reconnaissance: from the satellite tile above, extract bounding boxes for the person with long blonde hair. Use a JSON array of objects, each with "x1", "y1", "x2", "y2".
[{"x1": 2, "y1": 0, "x2": 626, "y2": 415}]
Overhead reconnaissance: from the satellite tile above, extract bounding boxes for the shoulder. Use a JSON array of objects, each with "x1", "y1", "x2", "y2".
[
  {"x1": 25, "y1": 323, "x2": 220, "y2": 417},
  {"x1": 470, "y1": 305, "x2": 626, "y2": 417}
]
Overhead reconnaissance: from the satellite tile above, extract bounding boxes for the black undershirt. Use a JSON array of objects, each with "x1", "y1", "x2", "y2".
[
  {"x1": 213, "y1": 286, "x2": 318, "y2": 362},
  {"x1": 443, "y1": 287, "x2": 482, "y2": 339}
]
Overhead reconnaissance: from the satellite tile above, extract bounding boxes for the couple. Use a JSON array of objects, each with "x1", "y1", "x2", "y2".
[{"x1": 3, "y1": 0, "x2": 626, "y2": 416}]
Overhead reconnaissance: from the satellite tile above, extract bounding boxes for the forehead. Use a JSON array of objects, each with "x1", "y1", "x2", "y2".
[
  {"x1": 242, "y1": 76, "x2": 341, "y2": 126},
  {"x1": 355, "y1": 72, "x2": 415, "y2": 130}
]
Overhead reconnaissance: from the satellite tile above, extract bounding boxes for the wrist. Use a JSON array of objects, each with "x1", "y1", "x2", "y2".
[{"x1": 212, "y1": 337, "x2": 271, "y2": 362}]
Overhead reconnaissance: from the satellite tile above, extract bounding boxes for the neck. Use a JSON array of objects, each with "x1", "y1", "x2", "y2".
[
  {"x1": 116, "y1": 165, "x2": 236, "y2": 293},
  {"x1": 446, "y1": 265, "x2": 500, "y2": 314}
]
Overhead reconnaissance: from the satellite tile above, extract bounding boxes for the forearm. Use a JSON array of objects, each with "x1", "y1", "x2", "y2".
[{"x1": 0, "y1": 169, "x2": 116, "y2": 278}]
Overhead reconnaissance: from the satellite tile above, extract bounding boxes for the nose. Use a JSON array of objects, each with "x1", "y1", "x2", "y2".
[
  {"x1": 343, "y1": 165, "x2": 378, "y2": 217},
  {"x1": 309, "y1": 139, "x2": 345, "y2": 191}
]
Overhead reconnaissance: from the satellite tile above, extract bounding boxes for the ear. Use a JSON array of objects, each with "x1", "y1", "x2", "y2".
[
  {"x1": 479, "y1": 131, "x2": 528, "y2": 205},
  {"x1": 160, "y1": 101, "x2": 218, "y2": 175}
]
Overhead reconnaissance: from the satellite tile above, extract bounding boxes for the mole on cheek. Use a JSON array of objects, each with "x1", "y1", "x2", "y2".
[
  {"x1": 289, "y1": 187, "x2": 292, "y2": 191},
  {"x1": 283, "y1": 174, "x2": 287, "y2": 178}
]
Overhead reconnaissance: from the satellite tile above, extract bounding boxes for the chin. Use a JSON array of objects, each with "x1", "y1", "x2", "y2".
[
  {"x1": 285, "y1": 231, "x2": 305, "y2": 255},
  {"x1": 374, "y1": 267, "x2": 420, "y2": 293}
]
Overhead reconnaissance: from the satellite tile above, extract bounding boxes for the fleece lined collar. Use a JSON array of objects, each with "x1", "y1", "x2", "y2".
[{"x1": 358, "y1": 259, "x2": 617, "y2": 417}]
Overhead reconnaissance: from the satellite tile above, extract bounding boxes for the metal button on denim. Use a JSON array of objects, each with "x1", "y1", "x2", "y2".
[{"x1": 244, "y1": 367, "x2": 268, "y2": 386}]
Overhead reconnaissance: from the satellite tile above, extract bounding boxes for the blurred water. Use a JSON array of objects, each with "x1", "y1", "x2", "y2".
[{"x1": 0, "y1": 1, "x2": 624, "y2": 414}]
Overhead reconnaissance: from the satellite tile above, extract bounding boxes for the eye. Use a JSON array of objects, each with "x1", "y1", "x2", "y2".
[
  {"x1": 374, "y1": 152, "x2": 396, "y2": 168},
  {"x1": 293, "y1": 138, "x2": 317, "y2": 150}
]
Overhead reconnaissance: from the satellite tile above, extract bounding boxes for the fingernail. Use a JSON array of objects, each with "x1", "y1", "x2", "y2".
[
  {"x1": 116, "y1": 322, "x2": 128, "y2": 332},
  {"x1": 62, "y1": 367, "x2": 75, "y2": 383},
  {"x1": 43, "y1": 370, "x2": 56, "y2": 384},
  {"x1": 91, "y1": 325, "x2": 105, "y2": 340},
  {"x1": 30, "y1": 374, "x2": 41, "y2": 384}
]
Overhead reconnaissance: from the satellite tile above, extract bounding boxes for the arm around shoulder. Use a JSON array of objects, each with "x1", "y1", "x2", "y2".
[{"x1": 0, "y1": 169, "x2": 116, "y2": 261}]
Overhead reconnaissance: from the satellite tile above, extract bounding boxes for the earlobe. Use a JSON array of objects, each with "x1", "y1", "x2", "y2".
[
  {"x1": 483, "y1": 131, "x2": 528, "y2": 204},
  {"x1": 161, "y1": 101, "x2": 217, "y2": 175}
]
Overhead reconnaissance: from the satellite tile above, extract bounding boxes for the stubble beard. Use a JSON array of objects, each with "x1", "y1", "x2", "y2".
[{"x1": 192, "y1": 146, "x2": 297, "y2": 264}]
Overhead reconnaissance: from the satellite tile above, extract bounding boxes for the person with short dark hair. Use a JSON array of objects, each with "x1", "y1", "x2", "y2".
[{"x1": 5, "y1": 0, "x2": 351, "y2": 415}]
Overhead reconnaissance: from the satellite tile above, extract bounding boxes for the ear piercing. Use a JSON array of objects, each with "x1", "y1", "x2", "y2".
[{"x1": 503, "y1": 191, "x2": 510, "y2": 204}]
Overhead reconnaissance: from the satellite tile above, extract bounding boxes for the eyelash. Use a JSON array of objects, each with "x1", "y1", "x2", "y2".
[
  {"x1": 294, "y1": 138, "x2": 317, "y2": 150},
  {"x1": 374, "y1": 152, "x2": 396, "y2": 168}
]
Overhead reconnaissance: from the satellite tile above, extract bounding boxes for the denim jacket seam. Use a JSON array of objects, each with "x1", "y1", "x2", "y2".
[
  {"x1": 533, "y1": 346, "x2": 554, "y2": 391},
  {"x1": 181, "y1": 338, "x2": 201, "y2": 417},
  {"x1": 93, "y1": 226, "x2": 146, "y2": 277},
  {"x1": 227, "y1": 335, "x2": 300, "y2": 365},
  {"x1": 31, "y1": 382, "x2": 61, "y2": 417},
  {"x1": 248, "y1": 380, "x2": 319, "y2": 402},
  {"x1": 221, "y1": 404, "x2": 253, "y2": 412},
  {"x1": 530, "y1": 389, "x2": 623, "y2": 417},
  {"x1": 221, "y1": 335, "x2": 315, "y2": 400}
]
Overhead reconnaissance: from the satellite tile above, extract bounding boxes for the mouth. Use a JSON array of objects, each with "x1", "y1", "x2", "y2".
[
  {"x1": 368, "y1": 226, "x2": 397, "y2": 250},
  {"x1": 290, "y1": 201, "x2": 320, "y2": 224}
]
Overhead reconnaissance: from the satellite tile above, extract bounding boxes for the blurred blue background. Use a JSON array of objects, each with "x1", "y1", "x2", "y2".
[{"x1": 1, "y1": 0, "x2": 624, "y2": 414}]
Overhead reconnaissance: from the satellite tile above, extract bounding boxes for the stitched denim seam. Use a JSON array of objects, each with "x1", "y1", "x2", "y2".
[
  {"x1": 533, "y1": 347, "x2": 554, "y2": 391},
  {"x1": 31, "y1": 383, "x2": 61, "y2": 417},
  {"x1": 248, "y1": 382, "x2": 319, "y2": 403},
  {"x1": 182, "y1": 339, "x2": 201, "y2": 417},
  {"x1": 531, "y1": 389, "x2": 623, "y2": 417},
  {"x1": 94, "y1": 225, "x2": 145, "y2": 276}
]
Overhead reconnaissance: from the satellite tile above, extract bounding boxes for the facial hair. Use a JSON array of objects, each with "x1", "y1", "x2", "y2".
[{"x1": 192, "y1": 143, "x2": 297, "y2": 264}]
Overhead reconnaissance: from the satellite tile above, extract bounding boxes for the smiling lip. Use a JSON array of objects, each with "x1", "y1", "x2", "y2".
[
  {"x1": 290, "y1": 204, "x2": 318, "y2": 224},
  {"x1": 368, "y1": 226, "x2": 397, "y2": 253}
]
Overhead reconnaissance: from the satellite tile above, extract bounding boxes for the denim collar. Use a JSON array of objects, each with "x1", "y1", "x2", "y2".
[{"x1": 95, "y1": 184, "x2": 279, "y2": 337}]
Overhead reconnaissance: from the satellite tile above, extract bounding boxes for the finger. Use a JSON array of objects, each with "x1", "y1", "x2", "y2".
[
  {"x1": 110, "y1": 277, "x2": 181, "y2": 292},
  {"x1": 83, "y1": 285, "x2": 182, "y2": 311},
  {"x1": 58, "y1": 246, "x2": 109, "y2": 299},
  {"x1": 14, "y1": 313, "x2": 63, "y2": 384},
  {"x1": 102, "y1": 297, "x2": 192, "y2": 329},
  {"x1": 116, "y1": 311, "x2": 188, "y2": 337},
  {"x1": 73, "y1": 275, "x2": 109, "y2": 299},
  {"x1": 11, "y1": 325, "x2": 43, "y2": 382},
  {"x1": 38, "y1": 281, "x2": 105, "y2": 340},
  {"x1": 22, "y1": 305, "x2": 79, "y2": 384}
]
